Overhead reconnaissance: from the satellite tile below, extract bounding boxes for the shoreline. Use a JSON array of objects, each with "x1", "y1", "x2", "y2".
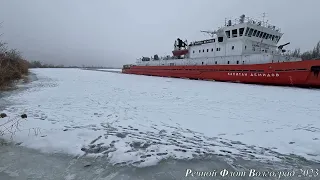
[{"x1": 0, "y1": 72, "x2": 38, "y2": 111}]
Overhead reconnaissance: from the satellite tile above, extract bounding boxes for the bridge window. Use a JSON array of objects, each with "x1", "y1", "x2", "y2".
[
  {"x1": 225, "y1": 30, "x2": 230, "y2": 38},
  {"x1": 256, "y1": 31, "x2": 261, "y2": 37},
  {"x1": 232, "y1": 29, "x2": 237, "y2": 37},
  {"x1": 272, "y1": 35, "x2": 275, "y2": 41},
  {"x1": 252, "y1": 29, "x2": 257, "y2": 36},
  {"x1": 245, "y1": 28, "x2": 250, "y2": 36},
  {"x1": 262, "y1": 32, "x2": 267, "y2": 39},
  {"x1": 259, "y1": 32, "x2": 264, "y2": 38},
  {"x1": 248, "y1": 28, "x2": 254, "y2": 37},
  {"x1": 218, "y1": 37, "x2": 223, "y2": 42},
  {"x1": 239, "y1": 28, "x2": 244, "y2": 36},
  {"x1": 265, "y1": 34, "x2": 269, "y2": 39}
]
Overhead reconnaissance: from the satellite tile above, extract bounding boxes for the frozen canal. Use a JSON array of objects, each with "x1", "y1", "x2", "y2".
[{"x1": 1, "y1": 68, "x2": 320, "y2": 179}]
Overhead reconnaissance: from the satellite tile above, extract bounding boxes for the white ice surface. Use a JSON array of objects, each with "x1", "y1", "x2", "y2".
[
  {"x1": 1, "y1": 68, "x2": 320, "y2": 167},
  {"x1": 96, "y1": 69, "x2": 122, "y2": 72}
]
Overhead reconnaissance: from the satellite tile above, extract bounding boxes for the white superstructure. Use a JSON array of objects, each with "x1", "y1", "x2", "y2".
[{"x1": 136, "y1": 14, "x2": 301, "y2": 66}]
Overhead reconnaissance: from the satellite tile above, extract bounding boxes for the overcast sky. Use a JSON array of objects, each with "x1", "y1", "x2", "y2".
[{"x1": 0, "y1": 0, "x2": 320, "y2": 67}]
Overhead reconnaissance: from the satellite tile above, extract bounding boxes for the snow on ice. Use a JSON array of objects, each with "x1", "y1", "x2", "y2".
[{"x1": 1, "y1": 68, "x2": 320, "y2": 167}]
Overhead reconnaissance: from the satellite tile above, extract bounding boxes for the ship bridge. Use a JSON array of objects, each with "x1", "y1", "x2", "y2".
[{"x1": 188, "y1": 14, "x2": 285, "y2": 60}]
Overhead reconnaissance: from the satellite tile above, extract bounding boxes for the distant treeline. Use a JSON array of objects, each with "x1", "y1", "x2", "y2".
[
  {"x1": 28, "y1": 61, "x2": 119, "y2": 69},
  {"x1": 288, "y1": 41, "x2": 320, "y2": 60}
]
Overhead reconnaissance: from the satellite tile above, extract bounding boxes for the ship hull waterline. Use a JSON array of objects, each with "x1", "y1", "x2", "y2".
[{"x1": 122, "y1": 60, "x2": 320, "y2": 88}]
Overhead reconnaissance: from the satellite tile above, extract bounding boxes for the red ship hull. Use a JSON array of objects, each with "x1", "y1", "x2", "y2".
[{"x1": 122, "y1": 60, "x2": 320, "y2": 88}]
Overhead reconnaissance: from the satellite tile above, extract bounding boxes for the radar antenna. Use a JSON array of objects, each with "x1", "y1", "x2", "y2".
[{"x1": 200, "y1": 30, "x2": 216, "y2": 38}]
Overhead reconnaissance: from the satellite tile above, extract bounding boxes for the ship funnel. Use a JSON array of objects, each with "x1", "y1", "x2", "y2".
[{"x1": 239, "y1": 14, "x2": 245, "y2": 23}]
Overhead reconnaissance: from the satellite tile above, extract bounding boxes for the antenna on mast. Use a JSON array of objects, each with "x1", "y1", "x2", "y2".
[{"x1": 262, "y1": 12, "x2": 267, "y2": 26}]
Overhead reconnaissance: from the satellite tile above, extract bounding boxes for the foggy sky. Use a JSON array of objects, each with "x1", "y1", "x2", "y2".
[{"x1": 1, "y1": 0, "x2": 320, "y2": 67}]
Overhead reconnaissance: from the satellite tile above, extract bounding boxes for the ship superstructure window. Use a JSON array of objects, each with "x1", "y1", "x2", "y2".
[
  {"x1": 211, "y1": 48, "x2": 214, "y2": 51},
  {"x1": 226, "y1": 30, "x2": 230, "y2": 38},
  {"x1": 252, "y1": 29, "x2": 257, "y2": 36},
  {"x1": 237, "y1": 60, "x2": 239, "y2": 64},
  {"x1": 193, "y1": 50, "x2": 195, "y2": 53},
  {"x1": 248, "y1": 28, "x2": 254, "y2": 37},
  {"x1": 203, "y1": 49, "x2": 204, "y2": 52},
  {"x1": 256, "y1": 31, "x2": 261, "y2": 37},
  {"x1": 239, "y1": 28, "x2": 244, "y2": 36},
  {"x1": 199, "y1": 50, "x2": 201, "y2": 53},
  {"x1": 262, "y1": 33, "x2": 267, "y2": 39},
  {"x1": 207, "y1": 49, "x2": 209, "y2": 52},
  {"x1": 216, "y1": 48, "x2": 221, "y2": 51},
  {"x1": 245, "y1": 28, "x2": 250, "y2": 36},
  {"x1": 215, "y1": 61, "x2": 217, "y2": 64},
  {"x1": 232, "y1": 46, "x2": 234, "y2": 50},
  {"x1": 218, "y1": 37, "x2": 223, "y2": 42},
  {"x1": 232, "y1": 29, "x2": 237, "y2": 37},
  {"x1": 227, "y1": 61, "x2": 230, "y2": 64},
  {"x1": 245, "y1": 46, "x2": 247, "y2": 49},
  {"x1": 259, "y1": 32, "x2": 264, "y2": 38}
]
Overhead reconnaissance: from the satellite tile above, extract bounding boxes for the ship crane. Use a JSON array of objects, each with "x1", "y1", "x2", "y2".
[
  {"x1": 278, "y1": 42, "x2": 290, "y2": 53},
  {"x1": 278, "y1": 42, "x2": 290, "y2": 50}
]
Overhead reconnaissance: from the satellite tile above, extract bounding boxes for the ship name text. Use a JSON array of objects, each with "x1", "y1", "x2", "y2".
[{"x1": 227, "y1": 72, "x2": 280, "y2": 77}]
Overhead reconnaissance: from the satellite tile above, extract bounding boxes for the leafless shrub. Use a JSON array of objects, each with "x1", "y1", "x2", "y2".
[
  {"x1": 0, "y1": 114, "x2": 41, "y2": 140},
  {"x1": 0, "y1": 22, "x2": 29, "y2": 89}
]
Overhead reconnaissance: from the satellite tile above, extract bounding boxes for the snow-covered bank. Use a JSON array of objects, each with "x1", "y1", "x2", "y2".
[
  {"x1": 1, "y1": 68, "x2": 320, "y2": 167},
  {"x1": 96, "y1": 68, "x2": 122, "y2": 72}
]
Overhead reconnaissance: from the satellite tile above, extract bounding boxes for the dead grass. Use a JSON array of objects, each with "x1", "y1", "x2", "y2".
[{"x1": 0, "y1": 53, "x2": 29, "y2": 90}]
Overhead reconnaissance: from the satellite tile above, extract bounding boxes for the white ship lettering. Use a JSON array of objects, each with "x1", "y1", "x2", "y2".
[{"x1": 228, "y1": 72, "x2": 280, "y2": 77}]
